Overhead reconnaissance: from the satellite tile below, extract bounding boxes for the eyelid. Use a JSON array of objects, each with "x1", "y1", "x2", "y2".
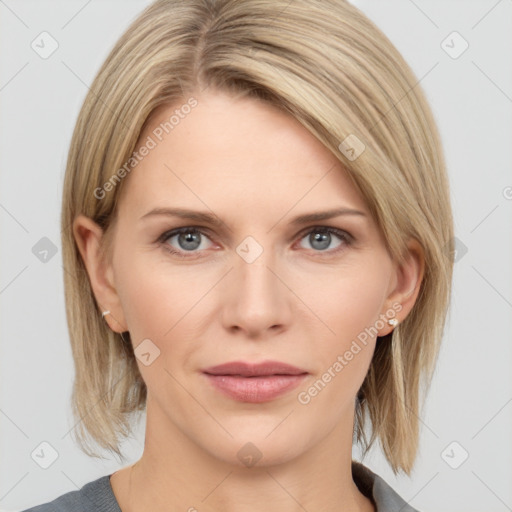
[
  {"x1": 156, "y1": 226, "x2": 217, "y2": 247},
  {"x1": 295, "y1": 224, "x2": 353, "y2": 242}
]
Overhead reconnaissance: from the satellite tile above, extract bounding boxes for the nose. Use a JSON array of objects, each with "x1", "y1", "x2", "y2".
[{"x1": 221, "y1": 246, "x2": 293, "y2": 339}]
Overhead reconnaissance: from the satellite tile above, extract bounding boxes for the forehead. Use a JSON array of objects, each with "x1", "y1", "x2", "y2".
[{"x1": 118, "y1": 91, "x2": 369, "y2": 220}]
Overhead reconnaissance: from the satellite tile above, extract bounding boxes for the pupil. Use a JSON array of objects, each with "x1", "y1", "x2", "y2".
[
  {"x1": 179, "y1": 231, "x2": 200, "y2": 250},
  {"x1": 311, "y1": 231, "x2": 330, "y2": 250}
]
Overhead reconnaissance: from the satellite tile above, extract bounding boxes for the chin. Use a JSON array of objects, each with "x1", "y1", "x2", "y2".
[{"x1": 199, "y1": 428, "x2": 308, "y2": 470}]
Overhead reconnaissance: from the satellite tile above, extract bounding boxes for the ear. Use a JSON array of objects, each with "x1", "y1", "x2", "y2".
[
  {"x1": 72, "y1": 214, "x2": 127, "y2": 333},
  {"x1": 378, "y1": 238, "x2": 425, "y2": 336}
]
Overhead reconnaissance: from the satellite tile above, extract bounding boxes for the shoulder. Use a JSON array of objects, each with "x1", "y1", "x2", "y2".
[
  {"x1": 19, "y1": 475, "x2": 121, "y2": 512},
  {"x1": 352, "y1": 461, "x2": 422, "y2": 512}
]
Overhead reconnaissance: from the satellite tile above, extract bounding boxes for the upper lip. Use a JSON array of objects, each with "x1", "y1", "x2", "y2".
[{"x1": 203, "y1": 360, "x2": 308, "y2": 377}]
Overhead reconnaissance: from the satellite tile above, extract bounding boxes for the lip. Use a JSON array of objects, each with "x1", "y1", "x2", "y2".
[
  {"x1": 202, "y1": 360, "x2": 309, "y2": 403},
  {"x1": 203, "y1": 360, "x2": 308, "y2": 377}
]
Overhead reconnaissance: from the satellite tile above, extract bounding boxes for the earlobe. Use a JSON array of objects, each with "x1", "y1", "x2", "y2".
[
  {"x1": 72, "y1": 214, "x2": 127, "y2": 333},
  {"x1": 379, "y1": 238, "x2": 425, "y2": 336}
]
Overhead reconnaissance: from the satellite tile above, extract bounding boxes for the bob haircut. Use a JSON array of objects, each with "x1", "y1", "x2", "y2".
[{"x1": 61, "y1": 0, "x2": 454, "y2": 476}]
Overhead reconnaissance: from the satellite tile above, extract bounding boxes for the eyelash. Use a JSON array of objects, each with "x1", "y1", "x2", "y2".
[{"x1": 156, "y1": 225, "x2": 353, "y2": 259}]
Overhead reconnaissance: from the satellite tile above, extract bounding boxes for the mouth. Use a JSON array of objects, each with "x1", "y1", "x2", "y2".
[
  {"x1": 203, "y1": 360, "x2": 308, "y2": 377},
  {"x1": 202, "y1": 360, "x2": 309, "y2": 403}
]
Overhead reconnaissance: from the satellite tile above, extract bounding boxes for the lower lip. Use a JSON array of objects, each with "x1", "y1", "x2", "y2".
[{"x1": 204, "y1": 374, "x2": 308, "y2": 403}]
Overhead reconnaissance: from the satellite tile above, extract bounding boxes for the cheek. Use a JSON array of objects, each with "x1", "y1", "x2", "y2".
[
  {"x1": 115, "y1": 270, "x2": 169, "y2": 340},
  {"x1": 300, "y1": 261, "x2": 390, "y2": 397},
  {"x1": 113, "y1": 251, "x2": 214, "y2": 381},
  {"x1": 306, "y1": 261, "x2": 390, "y2": 344},
  {"x1": 113, "y1": 245, "x2": 201, "y2": 337},
  {"x1": 113, "y1": 260, "x2": 199, "y2": 390}
]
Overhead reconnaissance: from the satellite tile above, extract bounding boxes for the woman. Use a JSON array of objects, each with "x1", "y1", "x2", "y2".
[{"x1": 22, "y1": 0, "x2": 453, "y2": 510}]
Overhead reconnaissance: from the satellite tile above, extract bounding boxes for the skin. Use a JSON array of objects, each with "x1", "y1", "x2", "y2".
[{"x1": 74, "y1": 90, "x2": 424, "y2": 512}]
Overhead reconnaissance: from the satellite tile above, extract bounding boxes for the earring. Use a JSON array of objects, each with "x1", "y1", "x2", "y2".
[
  {"x1": 101, "y1": 310, "x2": 130, "y2": 344},
  {"x1": 388, "y1": 318, "x2": 398, "y2": 328}
]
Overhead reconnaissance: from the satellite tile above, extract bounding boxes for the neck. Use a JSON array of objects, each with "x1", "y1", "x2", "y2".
[{"x1": 111, "y1": 396, "x2": 375, "y2": 512}]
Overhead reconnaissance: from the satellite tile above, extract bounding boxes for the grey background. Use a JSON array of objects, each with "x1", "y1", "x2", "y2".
[{"x1": 1, "y1": 1, "x2": 511, "y2": 511}]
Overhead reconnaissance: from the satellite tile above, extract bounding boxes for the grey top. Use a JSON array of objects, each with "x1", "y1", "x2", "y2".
[{"x1": 21, "y1": 461, "x2": 420, "y2": 512}]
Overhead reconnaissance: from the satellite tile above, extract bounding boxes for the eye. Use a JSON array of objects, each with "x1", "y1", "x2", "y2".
[
  {"x1": 157, "y1": 225, "x2": 352, "y2": 259},
  {"x1": 296, "y1": 226, "x2": 352, "y2": 254},
  {"x1": 158, "y1": 227, "x2": 214, "y2": 258}
]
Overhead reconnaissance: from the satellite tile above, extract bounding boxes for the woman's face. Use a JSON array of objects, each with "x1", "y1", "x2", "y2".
[{"x1": 78, "y1": 90, "x2": 420, "y2": 467}]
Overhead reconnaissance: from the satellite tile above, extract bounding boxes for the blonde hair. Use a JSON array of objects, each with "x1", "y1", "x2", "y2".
[{"x1": 61, "y1": 0, "x2": 454, "y2": 475}]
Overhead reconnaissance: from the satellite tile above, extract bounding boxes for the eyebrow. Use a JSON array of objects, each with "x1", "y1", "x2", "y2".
[{"x1": 139, "y1": 207, "x2": 367, "y2": 226}]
